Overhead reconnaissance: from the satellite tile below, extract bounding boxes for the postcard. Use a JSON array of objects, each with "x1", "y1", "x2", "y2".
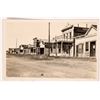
[{"x1": 3, "y1": 18, "x2": 99, "y2": 80}]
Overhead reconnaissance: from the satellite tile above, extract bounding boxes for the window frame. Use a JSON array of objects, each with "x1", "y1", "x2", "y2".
[{"x1": 85, "y1": 42, "x2": 89, "y2": 51}]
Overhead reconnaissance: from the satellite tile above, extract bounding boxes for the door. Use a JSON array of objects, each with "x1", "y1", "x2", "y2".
[
  {"x1": 40, "y1": 48, "x2": 44, "y2": 54},
  {"x1": 76, "y1": 45, "x2": 78, "y2": 57},
  {"x1": 90, "y1": 41, "x2": 96, "y2": 56}
]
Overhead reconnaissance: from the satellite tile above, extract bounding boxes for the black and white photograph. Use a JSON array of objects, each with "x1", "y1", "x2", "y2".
[
  {"x1": 1, "y1": 0, "x2": 100, "y2": 100},
  {"x1": 4, "y1": 18, "x2": 98, "y2": 80}
]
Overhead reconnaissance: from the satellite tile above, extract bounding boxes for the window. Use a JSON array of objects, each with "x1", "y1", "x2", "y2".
[
  {"x1": 36, "y1": 40, "x2": 40, "y2": 47},
  {"x1": 53, "y1": 43, "x2": 56, "y2": 49},
  {"x1": 31, "y1": 48, "x2": 33, "y2": 53},
  {"x1": 78, "y1": 43, "x2": 83, "y2": 53},
  {"x1": 59, "y1": 48, "x2": 61, "y2": 53},
  {"x1": 20, "y1": 50, "x2": 23, "y2": 52},
  {"x1": 63, "y1": 34, "x2": 65, "y2": 39},
  {"x1": 65, "y1": 33, "x2": 68, "y2": 39},
  {"x1": 51, "y1": 48, "x2": 53, "y2": 53},
  {"x1": 85, "y1": 42, "x2": 89, "y2": 51},
  {"x1": 33, "y1": 49, "x2": 36, "y2": 53},
  {"x1": 69, "y1": 32, "x2": 71, "y2": 39}
]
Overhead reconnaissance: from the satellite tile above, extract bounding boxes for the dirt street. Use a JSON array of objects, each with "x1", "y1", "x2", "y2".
[{"x1": 6, "y1": 55, "x2": 97, "y2": 79}]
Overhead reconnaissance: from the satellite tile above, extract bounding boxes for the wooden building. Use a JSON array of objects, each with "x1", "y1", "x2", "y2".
[
  {"x1": 75, "y1": 25, "x2": 97, "y2": 58},
  {"x1": 8, "y1": 24, "x2": 97, "y2": 58},
  {"x1": 50, "y1": 25, "x2": 89, "y2": 57}
]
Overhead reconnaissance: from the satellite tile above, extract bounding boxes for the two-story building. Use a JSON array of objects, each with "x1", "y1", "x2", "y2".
[
  {"x1": 8, "y1": 24, "x2": 97, "y2": 58},
  {"x1": 33, "y1": 37, "x2": 50, "y2": 56},
  {"x1": 50, "y1": 25, "x2": 89, "y2": 57},
  {"x1": 18, "y1": 44, "x2": 29, "y2": 55}
]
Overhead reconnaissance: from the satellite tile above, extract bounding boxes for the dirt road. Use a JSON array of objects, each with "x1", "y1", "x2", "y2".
[{"x1": 6, "y1": 55, "x2": 97, "y2": 79}]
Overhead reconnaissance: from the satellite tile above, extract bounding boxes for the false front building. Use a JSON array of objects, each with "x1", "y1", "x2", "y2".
[
  {"x1": 50, "y1": 25, "x2": 89, "y2": 57},
  {"x1": 75, "y1": 25, "x2": 97, "y2": 58},
  {"x1": 32, "y1": 37, "x2": 50, "y2": 56}
]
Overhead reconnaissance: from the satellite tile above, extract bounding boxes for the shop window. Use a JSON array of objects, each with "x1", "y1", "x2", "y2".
[
  {"x1": 78, "y1": 43, "x2": 83, "y2": 53},
  {"x1": 33, "y1": 49, "x2": 36, "y2": 53},
  {"x1": 59, "y1": 48, "x2": 61, "y2": 53}
]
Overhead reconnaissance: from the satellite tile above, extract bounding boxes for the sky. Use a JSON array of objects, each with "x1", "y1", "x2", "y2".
[{"x1": 3, "y1": 18, "x2": 98, "y2": 50}]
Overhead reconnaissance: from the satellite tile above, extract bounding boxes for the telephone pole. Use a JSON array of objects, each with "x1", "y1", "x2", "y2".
[
  {"x1": 16, "y1": 38, "x2": 17, "y2": 48},
  {"x1": 48, "y1": 22, "x2": 50, "y2": 56}
]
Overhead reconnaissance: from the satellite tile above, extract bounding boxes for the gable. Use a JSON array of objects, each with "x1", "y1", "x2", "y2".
[
  {"x1": 86, "y1": 27, "x2": 97, "y2": 37},
  {"x1": 40, "y1": 41, "x2": 45, "y2": 48}
]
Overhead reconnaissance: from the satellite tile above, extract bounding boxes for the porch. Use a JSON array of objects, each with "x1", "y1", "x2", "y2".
[{"x1": 50, "y1": 41, "x2": 74, "y2": 57}]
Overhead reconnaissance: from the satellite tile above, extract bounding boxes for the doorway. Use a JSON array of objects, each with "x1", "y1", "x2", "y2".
[
  {"x1": 40, "y1": 48, "x2": 44, "y2": 55},
  {"x1": 90, "y1": 41, "x2": 96, "y2": 56},
  {"x1": 76, "y1": 45, "x2": 78, "y2": 57}
]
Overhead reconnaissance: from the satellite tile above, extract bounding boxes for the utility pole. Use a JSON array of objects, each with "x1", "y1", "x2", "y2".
[
  {"x1": 55, "y1": 37, "x2": 57, "y2": 56},
  {"x1": 16, "y1": 38, "x2": 17, "y2": 48},
  {"x1": 48, "y1": 22, "x2": 50, "y2": 56}
]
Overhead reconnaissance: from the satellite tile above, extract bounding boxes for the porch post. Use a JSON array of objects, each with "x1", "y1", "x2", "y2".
[
  {"x1": 52, "y1": 43, "x2": 53, "y2": 54},
  {"x1": 89, "y1": 41, "x2": 90, "y2": 57},
  {"x1": 56, "y1": 42, "x2": 58, "y2": 56},
  {"x1": 61, "y1": 41, "x2": 63, "y2": 55}
]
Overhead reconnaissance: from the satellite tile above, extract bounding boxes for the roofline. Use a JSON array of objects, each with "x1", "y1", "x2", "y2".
[
  {"x1": 91, "y1": 25, "x2": 97, "y2": 30},
  {"x1": 75, "y1": 25, "x2": 97, "y2": 39},
  {"x1": 61, "y1": 25, "x2": 90, "y2": 32},
  {"x1": 61, "y1": 25, "x2": 73, "y2": 32}
]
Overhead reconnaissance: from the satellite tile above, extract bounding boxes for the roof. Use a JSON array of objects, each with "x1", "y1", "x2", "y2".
[
  {"x1": 9, "y1": 48, "x2": 19, "y2": 51},
  {"x1": 9, "y1": 48, "x2": 15, "y2": 50},
  {"x1": 92, "y1": 25, "x2": 97, "y2": 29},
  {"x1": 75, "y1": 24, "x2": 97, "y2": 38},
  {"x1": 74, "y1": 27, "x2": 89, "y2": 37},
  {"x1": 19, "y1": 44, "x2": 28, "y2": 49},
  {"x1": 14, "y1": 48, "x2": 19, "y2": 50},
  {"x1": 74, "y1": 27, "x2": 88, "y2": 33},
  {"x1": 61, "y1": 25, "x2": 73, "y2": 32},
  {"x1": 84, "y1": 24, "x2": 97, "y2": 36},
  {"x1": 61, "y1": 25, "x2": 89, "y2": 36}
]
